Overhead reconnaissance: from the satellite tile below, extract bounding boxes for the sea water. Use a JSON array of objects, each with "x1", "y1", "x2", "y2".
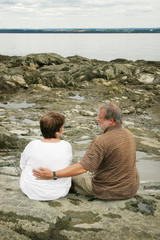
[{"x1": 0, "y1": 33, "x2": 160, "y2": 61}]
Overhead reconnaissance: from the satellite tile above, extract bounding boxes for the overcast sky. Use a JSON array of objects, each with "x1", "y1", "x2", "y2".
[{"x1": 0, "y1": 0, "x2": 159, "y2": 29}]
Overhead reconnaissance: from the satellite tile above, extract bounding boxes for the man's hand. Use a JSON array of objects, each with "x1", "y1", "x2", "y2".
[{"x1": 32, "y1": 167, "x2": 53, "y2": 180}]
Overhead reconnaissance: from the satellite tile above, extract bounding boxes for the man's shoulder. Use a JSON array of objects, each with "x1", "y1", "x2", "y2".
[
  {"x1": 121, "y1": 127, "x2": 133, "y2": 136},
  {"x1": 106, "y1": 125, "x2": 132, "y2": 135},
  {"x1": 92, "y1": 126, "x2": 133, "y2": 144},
  {"x1": 92, "y1": 133, "x2": 108, "y2": 146}
]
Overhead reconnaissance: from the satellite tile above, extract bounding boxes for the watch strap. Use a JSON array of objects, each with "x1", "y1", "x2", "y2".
[{"x1": 53, "y1": 171, "x2": 57, "y2": 180}]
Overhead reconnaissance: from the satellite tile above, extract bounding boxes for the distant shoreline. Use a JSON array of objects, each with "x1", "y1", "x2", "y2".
[{"x1": 0, "y1": 28, "x2": 160, "y2": 34}]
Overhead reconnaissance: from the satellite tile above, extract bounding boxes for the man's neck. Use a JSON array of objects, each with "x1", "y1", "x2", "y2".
[{"x1": 104, "y1": 123, "x2": 121, "y2": 133}]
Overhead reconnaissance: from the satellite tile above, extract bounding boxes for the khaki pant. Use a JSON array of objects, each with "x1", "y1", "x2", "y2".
[{"x1": 72, "y1": 173, "x2": 93, "y2": 196}]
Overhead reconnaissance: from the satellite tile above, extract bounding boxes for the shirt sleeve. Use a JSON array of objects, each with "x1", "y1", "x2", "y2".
[
  {"x1": 20, "y1": 141, "x2": 33, "y2": 170},
  {"x1": 80, "y1": 138, "x2": 105, "y2": 173}
]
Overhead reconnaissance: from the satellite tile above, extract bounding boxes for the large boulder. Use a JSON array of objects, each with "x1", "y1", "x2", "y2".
[
  {"x1": 0, "y1": 74, "x2": 28, "y2": 93},
  {"x1": 0, "y1": 126, "x2": 28, "y2": 150},
  {"x1": 40, "y1": 71, "x2": 74, "y2": 87},
  {"x1": 23, "y1": 53, "x2": 70, "y2": 67}
]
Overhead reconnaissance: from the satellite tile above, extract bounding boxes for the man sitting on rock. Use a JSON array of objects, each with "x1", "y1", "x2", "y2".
[{"x1": 33, "y1": 102, "x2": 140, "y2": 200}]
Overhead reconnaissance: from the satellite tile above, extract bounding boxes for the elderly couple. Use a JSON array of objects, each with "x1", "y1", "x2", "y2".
[{"x1": 20, "y1": 102, "x2": 140, "y2": 201}]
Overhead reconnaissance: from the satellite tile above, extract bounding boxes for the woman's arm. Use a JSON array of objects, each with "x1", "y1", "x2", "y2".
[
  {"x1": 32, "y1": 163, "x2": 87, "y2": 180},
  {"x1": 20, "y1": 142, "x2": 32, "y2": 170}
]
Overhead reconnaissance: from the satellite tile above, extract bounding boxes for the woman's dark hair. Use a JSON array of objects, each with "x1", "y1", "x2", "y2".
[
  {"x1": 40, "y1": 112, "x2": 65, "y2": 138},
  {"x1": 101, "y1": 102, "x2": 123, "y2": 124}
]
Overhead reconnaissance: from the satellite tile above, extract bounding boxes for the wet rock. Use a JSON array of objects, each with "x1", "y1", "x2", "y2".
[
  {"x1": 113, "y1": 63, "x2": 133, "y2": 76},
  {"x1": 67, "y1": 55, "x2": 92, "y2": 63},
  {"x1": 0, "y1": 74, "x2": 28, "y2": 93},
  {"x1": 11, "y1": 75, "x2": 28, "y2": 88},
  {"x1": 0, "y1": 53, "x2": 160, "y2": 240},
  {"x1": 0, "y1": 224, "x2": 30, "y2": 240},
  {"x1": 79, "y1": 110, "x2": 96, "y2": 117},
  {"x1": 23, "y1": 70, "x2": 41, "y2": 85},
  {"x1": 122, "y1": 106, "x2": 135, "y2": 114},
  {"x1": 93, "y1": 78, "x2": 113, "y2": 86},
  {"x1": 40, "y1": 63, "x2": 71, "y2": 72},
  {"x1": 30, "y1": 84, "x2": 52, "y2": 92},
  {"x1": 103, "y1": 66, "x2": 116, "y2": 80},
  {"x1": 110, "y1": 58, "x2": 133, "y2": 64},
  {"x1": 0, "y1": 173, "x2": 160, "y2": 240},
  {"x1": 23, "y1": 53, "x2": 70, "y2": 67},
  {"x1": 0, "y1": 126, "x2": 28, "y2": 150},
  {"x1": 40, "y1": 71, "x2": 74, "y2": 87},
  {"x1": 0, "y1": 166, "x2": 20, "y2": 176},
  {"x1": 152, "y1": 73, "x2": 160, "y2": 84},
  {"x1": 138, "y1": 74, "x2": 154, "y2": 84},
  {"x1": 0, "y1": 53, "x2": 160, "y2": 95}
]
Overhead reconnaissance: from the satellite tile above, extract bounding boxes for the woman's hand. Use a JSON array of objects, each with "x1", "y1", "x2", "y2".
[{"x1": 32, "y1": 167, "x2": 53, "y2": 180}]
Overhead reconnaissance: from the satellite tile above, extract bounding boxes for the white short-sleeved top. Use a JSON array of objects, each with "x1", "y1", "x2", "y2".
[{"x1": 20, "y1": 140, "x2": 72, "y2": 201}]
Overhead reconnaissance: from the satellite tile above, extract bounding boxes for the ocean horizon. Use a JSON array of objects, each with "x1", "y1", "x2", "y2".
[{"x1": 0, "y1": 33, "x2": 160, "y2": 61}]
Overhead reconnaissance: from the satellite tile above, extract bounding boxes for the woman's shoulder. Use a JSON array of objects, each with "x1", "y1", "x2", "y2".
[
  {"x1": 22, "y1": 139, "x2": 40, "y2": 152},
  {"x1": 30, "y1": 139, "x2": 40, "y2": 144},
  {"x1": 61, "y1": 140, "x2": 71, "y2": 145},
  {"x1": 26, "y1": 139, "x2": 40, "y2": 147},
  {"x1": 61, "y1": 140, "x2": 72, "y2": 148}
]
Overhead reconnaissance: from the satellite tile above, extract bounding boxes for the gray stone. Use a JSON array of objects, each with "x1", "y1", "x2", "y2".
[
  {"x1": 0, "y1": 53, "x2": 160, "y2": 240},
  {"x1": 0, "y1": 173, "x2": 160, "y2": 240},
  {"x1": 0, "y1": 126, "x2": 28, "y2": 150}
]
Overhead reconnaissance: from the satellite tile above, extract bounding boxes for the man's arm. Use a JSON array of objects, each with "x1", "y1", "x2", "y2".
[{"x1": 32, "y1": 163, "x2": 87, "y2": 180}]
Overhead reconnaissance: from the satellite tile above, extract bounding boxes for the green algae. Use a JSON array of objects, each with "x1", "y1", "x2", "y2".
[
  {"x1": 104, "y1": 213, "x2": 122, "y2": 219},
  {"x1": 65, "y1": 210, "x2": 101, "y2": 226},
  {"x1": 48, "y1": 201, "x2": 62, "y2": 207},
  {"x1": 67, "y1": 197, "x2": 83, "y2": 206}
]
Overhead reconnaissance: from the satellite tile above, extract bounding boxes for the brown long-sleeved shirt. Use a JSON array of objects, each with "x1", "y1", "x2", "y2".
[{"x1": 80, "y1": 125, "x2": 140, "y2": 199}]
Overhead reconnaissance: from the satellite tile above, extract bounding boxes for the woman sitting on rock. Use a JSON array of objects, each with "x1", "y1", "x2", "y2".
[{"x1": 20, "y1": 112, "x2": 72, "y2": 201}]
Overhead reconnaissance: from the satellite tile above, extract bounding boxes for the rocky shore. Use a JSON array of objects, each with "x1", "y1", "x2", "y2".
[{"x1": 0, "y1": 53, "x2": 160, "y2": 239}]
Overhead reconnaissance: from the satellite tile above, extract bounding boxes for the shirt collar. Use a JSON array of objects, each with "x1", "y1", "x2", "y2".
[{"x1": 104, "y1": 124, "x2": 122, "y2": 133}]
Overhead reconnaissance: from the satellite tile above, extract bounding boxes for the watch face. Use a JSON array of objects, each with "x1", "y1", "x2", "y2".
[{"x1": 53, "y1": 172, "x2": 57, "y2": 180}]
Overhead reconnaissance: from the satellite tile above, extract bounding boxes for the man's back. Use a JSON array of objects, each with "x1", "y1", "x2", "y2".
[{"x1": 80, "y1": 125, "x2": 140, "y2": 199}]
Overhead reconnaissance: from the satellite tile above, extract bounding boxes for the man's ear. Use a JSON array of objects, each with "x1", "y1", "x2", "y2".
[{"x1": 109, "y1": 118, "x2": 115, "y2": 124}]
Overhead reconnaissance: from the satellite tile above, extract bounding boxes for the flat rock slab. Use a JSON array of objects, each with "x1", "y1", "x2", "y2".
[{"x1": 0, "y1": 174, "x2": 160, "y2": 240}]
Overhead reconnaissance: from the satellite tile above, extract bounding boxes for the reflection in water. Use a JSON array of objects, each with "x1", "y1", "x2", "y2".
[
  {"x1": 137, "y1": 202, "x2": 152, "y2": 214},
  {"x1": 136, "y1": 151, "x2": 160, "y2": 182},
  {"x1": 22, "y1": 119, "x2": 39, "y2": 125},
  {"x1": 68, "y1": 94, "x2": 85, "y2": 101},
  {"x1": 74, "y1": 139, "x2": 91, "y2": 145},
  {"x1": 0, "y1": 100, "x2": 36, "y2": 109},
  {"x1": 137, "y1": 159, "x2": 160, "y2": 181}
]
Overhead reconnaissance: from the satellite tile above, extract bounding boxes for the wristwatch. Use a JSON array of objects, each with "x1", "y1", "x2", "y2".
[{"x1": 53, "y1": 171, "x2": 57, "y2": 180}]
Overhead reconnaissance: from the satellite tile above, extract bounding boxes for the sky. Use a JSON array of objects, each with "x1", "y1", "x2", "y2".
[{"x1": 0, "y1": 0, "x2": 159, "y2": 29}]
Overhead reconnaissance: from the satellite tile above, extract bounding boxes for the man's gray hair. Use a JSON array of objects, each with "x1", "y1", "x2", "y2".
[{"x1": 101, "y1": 102, "x2": 123, "y2": 124}]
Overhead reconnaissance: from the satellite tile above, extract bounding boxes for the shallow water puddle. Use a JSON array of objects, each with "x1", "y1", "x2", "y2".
[
  {"x1": 22, "y1": 119, "x2": 39, "y2": 125},
  {"x1": 137, "y1": 159, "x2": 160, "y2": 181},
  {"x1": 0, "y1": 100, "x2": 36, "y2": 109},
  {"x1": 136, "y1": 151, "x2": 160, "y2": 181},
  {"x1": 137, "y1": 202, "x2": 152, "y2": 214},
  {"x1": 74, "y1": 139, "x2": 91, "y2": 145},
  {"x1": 68, "y1": 94, "x2": 85, "y2": 101}
]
